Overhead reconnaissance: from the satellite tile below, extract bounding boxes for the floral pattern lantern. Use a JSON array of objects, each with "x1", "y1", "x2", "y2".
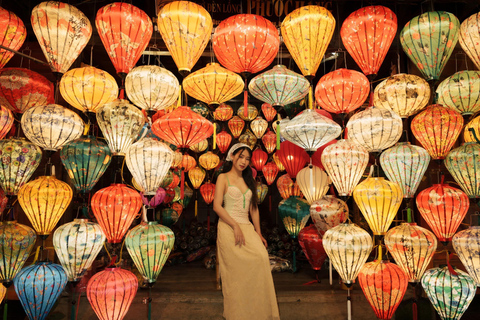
[
  {"x1": 213, "y1": 104, "x2": 234, "y2": 122},
  {"x1": 250, "y1": 117, "x2": 268, "y2": 139},
  {"x1": 251, "y1": 149, "x2": 268, "y2": 172},
  {"x1": 261, "y1": 103, "x2": 277, "y2": 122},
  {"x1": 216, "y1": 131, "x2": 232, "y2": 153},
  {"x1": 445, "y1": 142, "x2": 480, "y2": 198},
  {"x1": 191, "y1": 102, "x2": 209, "y2": 118},
  {"x1": 199, "y1": 152, "x2": 220, "y2": 171},
  {"x1": 0, "y1": 7, "x2": 26, "y2": 69},
  {"x1": 31, "y1": 1, "x2": 92, "y2": 74},
  {"x1": 298, "y1": 225, "x2": 328, "y2": 271},
  {"x1": 453, "y1": 226, "x2": 480, "y2": 285},
  {"x1": 278, "y1": 197, "x2": 310, "y2": 239},
  {"x1": 277, "y1": 141, "x2": 309, "y2": 180},
  {"x1": 460, "y1": 12, "x2": 480, "y2": 71},
  {"x1": 296, "y1": 165, "x2": 330, "y2": 205},
  {"x1": 310, "y1": 196, "x2": 349, "y2": 234},
  {"x1": 436, "y1": 71, "x2": 480, "y2": 116},
  {"x1": 228, "y1": 116, "x2": 245, "y2": 138},
  {"x1": 277, "y1": 174, "x2": 303, "y2": 200},
  {"x1": 261, "y1": 130, "x2": 277, "y2": 154},
  {"x1": 262, "y1": 162, "x2": 278, "y2": 186}
]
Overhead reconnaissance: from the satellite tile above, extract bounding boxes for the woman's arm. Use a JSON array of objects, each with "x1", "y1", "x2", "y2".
[{"x1": 250, "y1": 205, "x2": 268, "y2": 248}]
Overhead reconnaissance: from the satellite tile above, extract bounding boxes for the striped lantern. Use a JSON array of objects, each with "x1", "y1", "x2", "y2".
[
  {"x1": 295, "y1": 165, "x2": 330, "y2": 205},
  {"x1": 310, "y1": 196, "x2": 349, "y2": 234},
  {"x1": 453, "y1": 226, "x2": 480, "y2": 286},
  {"x1": 189, "y1": 139, "x2": 208, "y2": 153},
  {"x1": 199, "y1": 152, "x2": 220, "y2": 171},
  {"x1": 213, "y1": 104, "x2": 234, "y2": 122},
  {"x1": 250, "y1": 117, "x2": 268, "y2": 139},
  {"x1": 228, "y1": 116, "x2": 245, "y2": 139},
  {"x1": 278, "y1": 196, "x2": 310, "y2": 239},
  {"x1": 298, "y1": 225, "x2": 328, "y2": 271},
  {"x1": 262, "y1": 162, "x2": 279, "y2": 186},
  {"x1": 237, "y1": 104, "x2": 258, "y2": 121},
  {"x1": 261, "y1": 130, "x2": 277, "y2": 154},
  {"x1": 200, "y1": 182, "x2": 215, "y2": 205},
  {"x1": 216, "y1": 131, "x2": 232, "y2": 154},
  {"x1": 261, "y1": 103, "x2": 277, "y2": 122},
  {"x1": 188, "y1": 166, "x2": 205, "y2": 190},
  {"x1": 436, "y1": 70, "x2": 480, "y2": 116},
  {"x1": 445, "y1": 142, "x2": 480, "y2": 199},
  {"x1": 251, "y1": 148, "x2": 268, "y2": 172},
  {"x1": 277, "y1": 141, "x2": 309, "y2": 180},
  {"x1": 0, "y1": 7, "x2": 26, "y2": 69},
  {"x1": 460, "y1": 12, "x2": 480, "y2": 71}
]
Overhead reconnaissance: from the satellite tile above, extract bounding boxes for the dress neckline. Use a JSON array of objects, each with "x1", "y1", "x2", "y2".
[{"x1": 226, "y1": 175, "x2": 250, "y2": 194}]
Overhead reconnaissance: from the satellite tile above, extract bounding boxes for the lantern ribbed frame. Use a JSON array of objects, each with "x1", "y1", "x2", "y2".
[
  {"x1": 315, "y1": 68, "x2": 369, "y2": 114},
  {"x1": 460, "y1": 12, "x2": 480, "y2": 71},
  {"x1": 213, "y1": 104, "x2": 233, "y2": 122},
  {"x1": 385, "y1": 223, "x2": 437, "y2": 283},
  {"x1": 31, "y1": 1, "x2": 92, "y2": 74},
  {"x1": 464, "y1": 116, "x2": 480, "y2": 143},
  {"x1": 436, "y1": 71, "x2": 480, "y2": 116},
  {"x1": 353, "y1": 177, "x2": 403, "y2": 236},
  {"x1": 262, "y1": 162, "x2": 279, "y2": 186},
  {"x1": 261, "y1": 103, "x2": 277, "y2": 122},
  {"x1": 278, "y1": 197, "x2": 310, "y2": 239},
  {"x1": 453, "y1": 226, "x2": 480, "y2": 286},
  {"x1": 277, "y1": 174, "x2": 303, "y2": 200},
  {"x1": 323, "y1": 223, "x2": 373, "y2": 285},
  {"x1": 87, "y1": 267, "x2": 138, "y2": 320},
  {"x1": 250, "y1": 117, "x2": 268, "y2": 139},
  {"x1": 180, "y1": 154, "x2": 196, "y2": 172},
  {"x1": 298, "y1": 225, "x2": 328, "y2": 271},
  {"x1": 228, "y1": 116, "x2": 245, "y2": 138},
  {"x1": 237, "y1": 104, "x2": 258, "y2": 121},
  {"x1": 310, "y1": 196, "x2": 349, "y2": 234},
  {"x1": 296, "y1": 165, "x2": 330, "y2": 205},
  {"x1": 277, "y1": 140, "x2": 309, "y2": 179},
  {"x1": 200, "y1": 182, "x2": 215, "y2": 205},
  {"x1": 189, "y1": 139, "x2": 208, "y2": 153},
  {"x1": 199, "y1": 152, "x2": 220, "y2": 171},
  {"x1": 0, "y1": 102, "x2": 13, "y2": 139},
  {"x1": 0, "y1": 7, "x2": 26, "y2": 69},
  {"x1": 251, "y1": 149, "x2": 268, "y2": 172},
  {"x1": 261, "y1": 130, "x2": 277, "y2": 154},
  {"x1": 216, "y1": 131, "x2": 232, "y2": 153},
  {"x1": 188, "y1": 166, "x2": 205, "y2": 189}
]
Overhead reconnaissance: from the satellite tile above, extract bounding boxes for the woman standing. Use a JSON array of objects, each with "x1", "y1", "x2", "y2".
[{"x1": 213, "y1": 143, "x2": 280, "y2": 320}]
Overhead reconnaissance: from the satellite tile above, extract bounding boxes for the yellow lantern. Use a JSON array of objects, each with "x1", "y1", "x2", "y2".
[
  {"x1": 171, "y1": 151, "x2": 183, "y2": 168},
  {"x1": 188, "y1": 166, "x2": 205, "y2": 190},
  {"x1": 189, "y1": 139, "x2": 209, "y2": 153},
  {"x1": 0, "y1": 284, "x2": 5, "y2": 304},
  {"x1": 238, "y1": 129, "x2": 257, "y2": 150},
  {"x1": 460, "y1": 12, "x2": 480, "y2": 71},
  {"x1": 250, "y1": 117, "x2": 268, "y2": 139},
  {"x1": 199, "y1": 151, "x2": 220, "y2": 171},
  {"x1": 295, "y1": 165, "x2": 330, "y2": 205},
  {"x1": 464, "y1": 116, "x2": 480, "y2": 143},
  {"x1": 237, "y1": 104, "x2": 258, "y2": 121},
  {"x1": 273, "y1": 152, "x2": 285, "y2": 171}
]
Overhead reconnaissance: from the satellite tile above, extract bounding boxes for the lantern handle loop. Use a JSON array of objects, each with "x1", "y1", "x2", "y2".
[{"x1": 468, "y1": 128, "x2": 480, "y2": 144}]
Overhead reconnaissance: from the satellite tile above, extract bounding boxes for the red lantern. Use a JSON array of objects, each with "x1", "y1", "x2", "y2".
[
  {"x1": 251, "y1": 167, "x2": 257, "y2": 180},
  {"x1": 200, "y1": 182, "x2": 215, "y2": 205},
  {"x1": 277, "y1": 140, "x2": 309, "y2": 179},
  {"x1": 91, "y1": 184, "x2": 142, "y2": 244},
  {"x1": 261, "y1": 103, "x2": 277, "y2": 122},
  {"x1": 277, "y1": 174, "x2": 303, "y2": 200},
  {"x1": 213, "y1": 103, "x2": 233, "y2": 121},
  {"x1": 216, "y1": 130, "x2": 232, "y2": 154},
  {"x1": 228, "y1": 115, "x2": 245, "y2": 138},
  {"x1": 262, "y1": 162, "x2": 279, "y2": 186},
  {"x1": 164, "y1": 188, "x2": 176, "y2": 204},
  {"x1": 311, "y1": 139, "x2": 337, "y2": 170},
  {"x1": 262, "y1": 129, "x2": 277, "y2": 154},
  {"x1": 251, "y1": 149, "x2": 268, "y2": 172},
  {"x1": 298, "y1": 225, "x2": 327, "y2": 272},
  {"x1": 0, "y1": 7, "x2": 26, "y2": 69}
]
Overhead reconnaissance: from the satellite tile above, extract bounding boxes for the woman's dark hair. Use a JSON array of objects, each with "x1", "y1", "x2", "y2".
[{"x1": 222, "y1": 146, "x2": 258, "y2": 209}]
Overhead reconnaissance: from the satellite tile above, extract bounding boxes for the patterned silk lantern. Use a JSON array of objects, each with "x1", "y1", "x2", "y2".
[
  {"x1": 315, "y1": 69, "x2": 369, "y2": 114},
  {"x1": 188, "y1": 166, "x2": 205, "y2": 189},
  {"x1": 60, "y1": 136, "x2": 112, "y2": 193},
  {"x1": 310, "y1": 196, "x2": 349, "y2": 234},
  {"x1": 0, "y1": 68, "x2": 54, "y2": 114},
  {"x1": 277, "y1": 140, "x2": 309, "y2": 179},
  {"x1": 323, "y1": 223, "x2": 373, "y2": 286},
  {"x1": 96, "y1": 2, "x2": 152, "y2": 76},
  {"x1": 256, "y1": 183, "x2": 268, "y2": 204},
  {"x1": 277, "y1": 174, "x2": 303, "y2": 200},
  {"x1": 60, "y1": 66, "x2": 118, "y2": 113},
  {"x1": 31, "y1": 1, "x2": 92, "y2": 74},
  {"x1": 380, "y1": 143, "x2": 431, "y2": 198},
  {"x1": 298, "y1": 225, "x2": 328, "y2": 271},
  {"x1": 0, "y1": 7, "x2": 26, "y2": 69},
  {"x1": 200, "y1": 182, "x2": 215, "y2": 205},
  {"x1": 411, "y1": 104, "x2": 463, "y2": 160},
  {"x1": 341, "y1": 6, "x2": 397, "y2": 77},
  {"x1": 453, "y1": 226, "x2": 480, "y2": 285},
  {"x1": 0, "y1": 138, "x2": 42, "y2": 195},
  {"x1": 422, "y1": 266, "x2": 476, "y2": 320},
  {"x1": 445, "y1": 142, "x2": 480, "y2": 198},
  {"x1": 261, "y1": 103, "x2": 277, "y2": 122},
  {"x1": 125, "y1": 221, "x2": 175, "y2": 284},
  {"x1": 91, "y1": 184, "x2": 142, "y2": 244},
  {"x1": 157, "y1": 1, "x2": 212, "y2": 75},
  {"x1": 228, "y1": 116, "x2": 245, "y2": 138},
  {"x1": 374, "y1": 74, "x2": 430, "y2": 118},
  {"x1": 213, "y1": 104, "x2": 234, "y2": 122},
  {"x1": 18, "y1": 175, "x2": 72, "y2": 236},
  {"x1": 238, "y1": 129, "x2": 257, "y2": 150},
  {"x1": 189, "y1": 139, "x2": 208, "y2": 153},
  {"x1": 460, "y1": 12, "x2": 480, "y2": 71},
  {"x1": 400, "y1": 11, "x2": 460, "y2": 82},
  {"x1": 180, "y1": 154, "x2": 196, "y2": 172},
  {"x1": 14, "y1": 262, "x2": 67, "y2": 320},
  {"x1": 296, "y1": 165, "x2": 330, "y2": 205},
  {"x1": 0, "y1": 221, "x2": 36, "y2": 285},
  {"x1": 53, "y1": 219, "x2": 105, "y2": 282},
  {"x1": 278, "y1": 196, "x2": 310, "y2": 238},
  {"x1": 21, "y1": 104, "x2": 84, "y2": 151},
  {"x1": 262, "y1": 162, "x2": 279, "y2": 186},
  {"x1": 125, "y1": 65, "x2": 179, "y2": 112},
  {"x1": 216, "y1": 131, "x2": 232, "y2": 153},
  {"x1": 0, "y1": 106, "x2": 13, "y2": 140},
  {"x1": 261, "y1": 130, "x2": 277, "y2": 154},
  {"x1": 96, "y1": 99, "x2": 145, "y2": 156},
  {"x1": 237, "y1": 104, "x2": 258, "y2": 121},
  {"x1": 464, "y1": 116, "x2": 480, "y2": 143},
  {"x1": 251, "y1": 149, "x2": 268, "y2": 172},
  {"x1": 436, "y1": 71, "x2": 480, "y2": 116},
  {"x1": 346, "y1": 106, "x2": 403, "y2": 153},
  {"x1": 87, "y1": 267, "x2": 138, "y2": 320},
  {"x1": 191, "y1": 102, "x2": 209, "y2": 118},
  {"x1": 417, "y1": 183, "x2": 469, "y2": 242},
  {"x1": 354, "y1": 176, "x2": 403, "y2": 236},
  {"x1": 250, "y1": 117, "x2": 268, "y2": 139},
  {"x1": 321, "y1": 139, "x2": 369, "y2": 197},
  {"x1": 199, "y1": 152, "x2": 220, "y2": 171},
  {"x1": 281, "y1": 6, "x2": 335, "y2": 78}
]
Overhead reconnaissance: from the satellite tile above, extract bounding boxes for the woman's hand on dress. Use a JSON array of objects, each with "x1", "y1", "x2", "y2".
[
  {"x1": 233, "y1": 225, "x2": 245, "y2": 247},
  {"x1": 259, "y1": 234, "x2": 268, "y2": 248}
]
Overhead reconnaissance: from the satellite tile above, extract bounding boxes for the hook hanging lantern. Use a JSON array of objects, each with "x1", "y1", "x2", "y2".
[
  {"x1": 277, "y1": 141, "x2": 309, "y2": 180},
  {"x1": 436, "y1": 71, "x2": 480, "y2": 116},
  {"x1": 213, "y1": 104, "x2": 234, "y2": 122},
  {"x1": 277, "y1": 174, "x2": 303, "y2": 200},
  {"x1": 310, "y1": 196, "x2": 349, "y2": 234},
  {"x1": 262, "y1": 162, "x2": 279, "y2": 186},
  {"x1": 215, "y1": 131, "x2": 232, "y2": 154},
  {"x1": 298, "y1": 225, "x2": 328, "y2": 271},
  {"x1": 278, "y1": 196, "x2": 310, "y2": 239},
  {"x1": 459, "y1": 12, "x2": 480, "y2": 71},
  {"x1": 296, "y1": 165, "x2": 330, "y2": 205},
  {"x1": 453, "y1": 226, "x2": 480, "y2": 286},
  {"x1": 250, "y1": 117, "x2": 268, "y2": 140},
  {"x1": 445, "y1": 142, "x2": 480, "y2": 198},
  {"x1": 188, "y1": 166, "x2": 205, "y2": 189},
  {"x1": 0, "y1": 7, "x2": 26, "y2": 69}
]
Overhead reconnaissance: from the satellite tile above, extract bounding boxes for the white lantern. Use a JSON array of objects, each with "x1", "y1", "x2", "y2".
[{"x1": 295, "y1": 165, "x2": 330, "y2": 204}]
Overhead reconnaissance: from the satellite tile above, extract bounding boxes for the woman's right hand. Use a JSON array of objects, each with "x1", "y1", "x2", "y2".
[{"x1": 233, "y1": 225, "x2": 245, "y2": 247}]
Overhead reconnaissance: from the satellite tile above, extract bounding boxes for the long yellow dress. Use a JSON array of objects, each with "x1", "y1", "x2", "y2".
[{"x1": 217, "y1": 180, "x2": 280, "y2": 320}]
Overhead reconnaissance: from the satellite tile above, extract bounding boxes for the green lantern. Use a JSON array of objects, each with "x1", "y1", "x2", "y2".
[
  {"x1": 278, "y1": 196, "x2": 310, "y2": 239},
  {"x1": 125, "y1": 221, "x2": 175, "y2": 284},
  {"x1": 191, "y1": 102, "x2": 209, "y2": 118},
  {"x1": 436, "y1": 71, "x2": 480, "y2": 116},
  {"x1": 400, "y1": 11, "x2": 460, "y2": 82},
  {"x1": 445, "y1": 142, "x2": 480, "y2": 199},
  {"x1": 60, "y1": 136, "x2": 112, "y2": 193},
  {"x1": 157, "y1": 208, "x2": 179, "y2": 228}
]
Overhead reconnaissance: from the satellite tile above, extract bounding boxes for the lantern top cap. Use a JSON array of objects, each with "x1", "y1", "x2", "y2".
[{"x1": 73, "y1": 219, "x2": 88, "y2": 222}]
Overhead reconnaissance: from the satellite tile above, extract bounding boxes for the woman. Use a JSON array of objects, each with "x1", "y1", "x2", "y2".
[{"x1": 213, "y1": 143, "x2": 280, "y2": 320}]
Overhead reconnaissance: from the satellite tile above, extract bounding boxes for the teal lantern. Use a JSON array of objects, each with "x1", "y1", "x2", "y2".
[
  {"x1": 278, "y1": 196, "x2": 310, "y2": 239},
  {"x1": 125, "y1": 221, "x2": 175, "y2": 284},
  {"x1": 157, "y1": 208, "x2": 179, "y2": 228},
  {"x1": 445, "y1": 142, "x2": 480, "y2": 199},
  {"x1": 60, "y1": 136, "x2": 112, "y2": 193},
  {"x1": 191, "y1": 102, "x2": 209, "y2": 118}
]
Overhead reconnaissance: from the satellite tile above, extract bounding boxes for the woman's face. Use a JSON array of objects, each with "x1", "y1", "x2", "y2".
[{"x1": 232, "y1": 149, "x2": 251, "y2": 172}]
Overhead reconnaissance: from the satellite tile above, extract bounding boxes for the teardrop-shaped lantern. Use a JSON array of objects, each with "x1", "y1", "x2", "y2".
[
  {"x1": 251, "y1": 148, "x2": 268, "y2": 172},
  {"x1": 278, "y1": 196, "x2": 310, "y2": 238},
  {"x1": 374, "y1": 74, "x2": 430, "y2": 118},
  {"x1": 0, "y1": 7, "x2": 26, "y2": 69},
  {"x1": 14, "y1": 262, "x2": 67, "y2": 320},
  {"x1": 238, "y1": 129, "x2": 257, "y2": 150},
  {"x1": 250, "y1": 117, "x2": 268, "y2": 139},
  {"x1": 380, "y1": 142, "x2": 431, "y2": 199},
  {"x1": 188, "y1": 166, "x2": 205, "y2": 189},
  {"x1": 18, "y1": 175, "x2": 72, "y2": 236},
  {"x1": 453, "y1": 226, "x2": 480, "y2": 286},
  {"x1": 341, "y1": 6, "x2": 397, "y2": 77},
  {"x1": 257, "y1": 182, "x2": 268, "y2": 204},
  {"x1": 216, "y1": 131, "x2": 232, "y2": 154},
  {"x1": 436, "y1": 70, "x2": 480, "y2": 116},
  {"x1": 125, "y1": 221, "x2": 175, "y2": 284},
  {"x1": 157, "y1": 1, "x2": 212, "y2": 75},
  {"x1": 296, "y1": 165, "x2": 330, "y2": 205},
  {"x1": 189, "y1": 139, "x2": 208, "y2": 153},
  {"x1": 96, "y1": 2, "x2": 152, "y2": 76},
  {"x1": 228, "y1": 116, "x2": 245, "y2": 139},
  {"x1": 310, "y1": 196, "x2": 349, "y2": 234},
  {"x1": 199, "y1": 152, "x2": 219, "y2": 171},
  {"x1": 281, "y1": 6, "x2": 335, "y2": 78},
  {"x1": 400, "y1": 11, "x2": 460, "y2": 82},
  {"x1": 385, "y1": 223, "x2": 437, "y2": 283},
  {"x1": 298, "y1": 225, "x2": 328, "y2": 271},
  {"x1": 261, "y1": 130, "x2": 277, "y2": 154},
  {"x1": 354, "y1": 176, "x2": 403, "y2": 236},
  {"x1": 277, "y1": 140, "x2": 309, "y2": 179},
  {"x1": 53, "y1": 219, "x2": 105, "y2": 282},
  {"x1": 323, "y1": 223, "x2": 373, "y2": 286},
  {"x1": 460, "y1": 12, "x2": 480, "y2": 71},
  {"x1": 60, "y1": 136, "x2": 111, "y2": 193},
  {"x1": 315, "y1": 68, "x2": 369, "y2": 114},
  {"x1": 262, "y1": 162, "x2": 278, "y2": 186},
  {"x1": 0, "y1": 106, "x2": 13, "y2": 139},
  {"x1": 321, "y1": 139, "x2": 369, "y2": 197},
  {"x1": 21, "y1": 104, "x2": 84, "y2": 151},
  {"x1": 445, "y1": 142, "x2": 480, "y2": 198},
  {"x1": 277, "y1": 174, "x2": 303, "y2": 200},
  {"x1": 346, "y1": 106, "x2": 403, "y2": 153},
  {"x1": 261, "y1": 103, "x2": 277, "y2": 122},
  {"x1": 213, "y1": 103, "x2": 234, "y2": 122},
  {"x1": 200, "y1": 182, "x2": 215, "y2": 205}
]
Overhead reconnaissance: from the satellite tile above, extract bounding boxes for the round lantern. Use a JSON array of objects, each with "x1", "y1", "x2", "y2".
[
  {"x1": 96, "y1": 99, "x2": 145, "y2": 156},
  {"x1": 21, "y1": 104, "x2": 84, "y2": 151},
  {"x1": 216, "y1": 130, "x2": 232, "y2": 153},
  {"x1": 60, "y1": 66, "x2": 118, "y2": 113},
  {"x1": 0, "y1": 221, "x2": 36, "y2": 285},
  {"x1": 261, "y1": 103, "x2": 277, "y2": 122},
  {"x1": 214, "y1": 103, "x2": 234, "y2": 122},
  {"x1": 125, "y1": 221, "x2": 175, "y2": 284},
  {"x1": 199, "y1": 151, "x2": 220, "y2": 171},
  {"x1": 31, "y1": 1, "x2": 92, "y2": 74},
  {"x1": 436, "y1": 70, "x2": 480, "y2": 116},
  {"x1": 298, "y1": 225, "x2": 328, "y2": 271},
  {"x1": 417, "y1": 183, "x2": 469, "y2": 243},
  {"x1": 60, "y1": 136, "x2": 112, "y2": 193},
  {"x1": 159, "y1": 208, "x2": 179, "y2": 227},
  {"x1": 310, "y1": 196, "x2": 349, "y2": 234},
  {"x1": 96, "y1": 2, "x2": 153, "y2": 76},
  {"x1": 278, "y1": 196, "x2": 310, "y2": 239},
  {"x1": 0, "y1": 138, "x2": 42, "y2": 195},
  {"x1": 460, "y1": 12, "x2": 480, "y2": 71},
  {"x1": 411, "y1": 104, "x2": 463, "y2": 160},
  {"x1": 341, "y1": 6, "x2": 397, "y2": 77},
  {"x1": 200, "y1": 182, "x2": 215, "y2": 205},
  {"x1": 91, "y1": 184, "x2": 142, "y2": 244},
  {"x1": 296, "y1": 165, "x2": 330, "y2": 205},
  {"x1": 445, "y1": 142, "x2": 480, "y2": 198},
  {"x1": 251, "y1": 149, "x2": 268, "y2": 172},
  {"x1": 385, "y1": 222, "x2": 437, "y2": 283},
  {"x1": 323, "y1": 223, "x2": 373, "y2": 286},
  {"x1": 346, "y1": 106, "x2": 403, "y2": 153},
  {"x1": 237, "y1": 104, "x2": 258, "y2": 121},
  {"x1": 321, "y1": 139, "x2": 369, "y2": 197},
  {"x1": 315, "y1": 68, "x2": 369, "y2": 114},
  {"x1": 0, "y1": 101, "x2": 13, "y2": 140},
  {"x1": 191, "y1": 102, "x2": 209, "y2": 118},
  {"x1": 262, "y1": 162, "x2": 278, "y2": 186},
  {"x1": 125, "y1": 65, "x2": 179, "y2": 112},
  {"x1": 18, "y1": 175, "x2": 73, "y2": 236},
  {"x1": 374, "y1": 74, "x2": 430, "y2": 118},
  {"x1": 281, "y1": 5, "x2": 335, "y2": 78},
  {"x1": 250, "y1": 117, "x2": 268, "y2": 139},
  {"x1": 87, "y1": 267, "x2": 138, "y2": 320},
  {"x1": 277, "y1": 174, "x2": 303, "y2": 200},
  {"x1": 14, "y1": 262, "x2": 67, "y2": 320},
  {"x1": 277, "y1": 140, "x2": 309, "y2": 179},
  {"x1": 189, "y1": 139, "x2": 208, "y2": 153},
  {"x1": 380, "y1": 142, "x2": 431, "y2": 198},
  {"x1": 261, "y1": 130, "x2": 277, "y2": 154},
  {"x1": 0, "y1": 7, "x2": 26, "y2": 69},
  {"x1": 464, "y1": 116, "x2": 480, "y2": 143},
  {"x1": 400, "y1": 11, "x2": 460, "y2": 82},
  {"x1": 126, "y1": 138, "x2": 174, "y2": 196},
  {"x1": 157, "y1": 1, "x2": 212, "y2": 75},
  {"x1": 453, "y1": 226, "x2": 480, "y2": 286},
  {"x1": 228, "y1": 116, "x2": 245, "y2": 139},
  {"x1": 180, "y1": 154, "x2": 196, "y2": 172},
  {"x1": 53, "y1": 219, "x2": 105, "y2": 282},
  {"x1": 354, "y1": 176, "x2": 403, "y2": 236},
  {"x1": 188, "y1": 166, "x2": 205, "y2": 189}
]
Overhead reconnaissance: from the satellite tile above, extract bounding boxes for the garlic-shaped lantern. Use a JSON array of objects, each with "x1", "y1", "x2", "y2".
[{"x1": 295, "y1": 165, "x2": 330, "y2": 205}]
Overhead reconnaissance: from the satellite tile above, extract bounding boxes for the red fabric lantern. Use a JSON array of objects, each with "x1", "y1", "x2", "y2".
[
  {"x1": 200, "y1": 182, "x2": 215, "y2": 205},
  {"x1": 311, "y1": 139, "x2": 337, "y2": 170},
  {"x1": 91, "y1": 184, "x2": 142, "y2": 244},
  {"x1": 228, "y1": 115, "x2": 245, "y2": 139},
  {"x1": 298, "y1": 225, "x2": 327, "y2": 271},
  {"x1": 251, "y1": 148, "x2": 268, "y2": 172},
  {"x1": 277, "y1": 174, "x2": 303, "y2": 200},
  {"x1": 0, "y1": 7, "x2": 26, "y2": 69},
  {"x1": 213, "y1": 103, "x2": 234, "y2": 121},
  {"x1": 261, "y1": 103, "x2": 277, "y2": 122},
  {"x1": 216, "y1": 130, "x2": 232, "y2": 154},
  {"x1": 277, "y1": 140, "x2": 309, "y2": 179},
  {"x1": 262, "y1": 129, "x2": 277, "y2": 154},
  {"x1": 262, "y1": 162, "x2": 279, "y2": 186}
]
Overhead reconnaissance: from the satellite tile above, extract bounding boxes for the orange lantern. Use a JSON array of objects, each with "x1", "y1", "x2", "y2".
[
  {"x1": 200, "y1": 182, "x2": 215, "y2": 205},
  {"x1": 213, "y1": 103, "x2": 234, "y2": 122},
  {"x1": 199, "y1": 151, "x2": 220, "y2": 171},
  {"x1": 262, "y1": 162, "x2": 278, "y2": 186},
  {"x1": 188, "y1": 166, "x2": 205, "y2": 190},
  {"x1": 273, "y1": 152, "x2": 285, "y2": 171},
  {"x1": 216, "y1": 130, "x2": 232, "y2": 154},
  {"x1": 0, "y1": 7, "x2": 26, "y2": 69},
  {"x1": 261, "y1": 103, "x2": 277, "y2": 122},
  {"x1": 262, "y1": 129, "x2": 277, "y2": 154},
  {"x1": 228, "y1": 116, "x2": 245, "y2": 138},
  {"x1": 277, "y1": 141, "x2": 309, "y2": 180},
  {"x1": 180, "y1": 154, "x2": 197, "y2": 172},
  {"x1": 251, "y1": 149, "x2": 268, "y2": 172},
  {"x1": 277, "y1": 174, "x2": 303, "y2": 200},
  {"x1": 0, "y1": 106, "x2": 13, "y2": 140}
]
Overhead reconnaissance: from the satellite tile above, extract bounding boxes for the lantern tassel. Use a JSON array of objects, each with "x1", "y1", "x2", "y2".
[
  {"x1": 213, "y1": 123, "x2": 216, "y2": 149},
  {"x1": 407, "y1": 207, "x2": 412, "y2": 223},
  {"x1": 178, "y1": 85, "x2": 182, "y2": 107},
  {"x1": 207, "y1": 206, "x2": 210, "y2": 232},
  {"x1": 378, "y1": 245, "x2": 383, "y2": 261},
  {"x1": 329, "y1": 260, "x2": 333, "y2": 286},
  {"x1": 276, "y1": 125, "x2": 280, "y2": 150},
  {"x1": 181, "y1": 170, "x2": 185, "y2": 200},
  {"x1": 195, "y1": 199, "x2": 198, "y2": 217},
  {"x1": 243, "y1": 90, "x2": 248, "y2": 119},
  {"x1": 3, "y1": 301, "x2": 7, "y2": 320},
  {"x1": 347, "y1": 289, "x2": 352, "y2": 320},
  {"x1": 308, "y1": 86, "x2": 313, "y2": 109}
]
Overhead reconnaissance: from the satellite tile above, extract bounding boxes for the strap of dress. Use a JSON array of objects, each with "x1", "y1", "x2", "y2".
[{"x1": 226, "y1": 174, "x2": 231, "y2": 186}]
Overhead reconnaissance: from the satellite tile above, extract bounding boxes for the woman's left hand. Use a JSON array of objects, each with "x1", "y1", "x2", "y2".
[{"x1": 259, "y1": 234, "x2": 268, "y2": 248}]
